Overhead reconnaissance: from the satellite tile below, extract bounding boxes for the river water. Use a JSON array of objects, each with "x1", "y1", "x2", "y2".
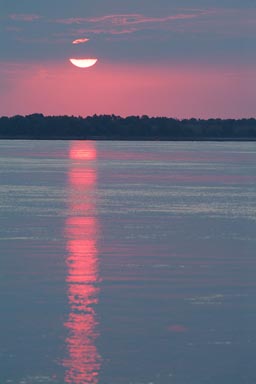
[{"x1": 0, "y1": 140, "x2": 256, "y2": 384}]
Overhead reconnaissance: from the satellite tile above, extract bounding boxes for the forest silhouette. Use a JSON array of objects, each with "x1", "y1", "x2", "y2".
[{"x1": 0, "y1": 114, "x2": 256, "y2": 140}]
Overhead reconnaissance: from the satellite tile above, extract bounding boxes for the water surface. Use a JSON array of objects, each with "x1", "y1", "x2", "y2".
[{"x1": 0, "y1": 140, "x2": 256, "y2": 384}]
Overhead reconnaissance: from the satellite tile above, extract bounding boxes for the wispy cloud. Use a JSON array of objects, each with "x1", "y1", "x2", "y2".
[
  {"x1": 54, "y1": 10, "x2": 214, "y2": 35},
  {"x1": 72, "y1": 38, "x2": 89, "y2": 44},
  {"x1": 9, "y1": 14, "x2": 41, "y2": 22},
  {"x1": 5, "y1": 26, "x2": 22, "y2": 32}
]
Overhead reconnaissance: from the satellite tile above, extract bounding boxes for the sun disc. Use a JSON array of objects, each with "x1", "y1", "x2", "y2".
[{"x1": 69, "y1": 58, "x2": 98, "y2": 68}]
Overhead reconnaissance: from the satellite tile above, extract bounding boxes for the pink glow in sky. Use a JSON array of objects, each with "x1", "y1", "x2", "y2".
[
  {"x1": 1, "y1": 2, "x2": 256, "y2": 118},
  {"x1": 0, "y1": 61, "x2": 255, "y2": 118}
]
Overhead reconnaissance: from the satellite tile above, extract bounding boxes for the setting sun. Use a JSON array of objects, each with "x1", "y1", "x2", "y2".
[{"x1": 69, "y1": 58, "x2": 98, "y2": 68}]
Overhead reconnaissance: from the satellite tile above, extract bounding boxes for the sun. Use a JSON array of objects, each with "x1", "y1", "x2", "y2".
[{"x1": 69, "y1": 58, "x2": 98, "y2": 68}]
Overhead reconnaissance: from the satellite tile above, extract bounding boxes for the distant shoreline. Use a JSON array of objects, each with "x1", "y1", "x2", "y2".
[
  {"x1": 1, "y1": 114, "x2": 256, "y2": 141},
  {"x1": 1, "y1": 136, "x2": 256, "y2": 142}
]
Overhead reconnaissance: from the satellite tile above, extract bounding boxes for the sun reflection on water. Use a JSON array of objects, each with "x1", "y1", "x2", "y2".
[{"x1": 63, "y1": 141, "x2": 101, "y2": 384}]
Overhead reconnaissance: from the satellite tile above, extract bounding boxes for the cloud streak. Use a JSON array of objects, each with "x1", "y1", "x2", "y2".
[
  {"x1": 9, "y1": 13, "x2": 41, "y2": 22},
  {"x1": 72, "y1": 38, "x2": 89, "y2": 44},
  {"x1": 54, "y1": 10, "x2": 214, "y2": 35}
]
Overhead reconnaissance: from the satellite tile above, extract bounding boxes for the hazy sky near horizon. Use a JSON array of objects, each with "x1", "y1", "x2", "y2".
[{"x1": 1, "y1": 0, "x2": 256, "y2": 118}]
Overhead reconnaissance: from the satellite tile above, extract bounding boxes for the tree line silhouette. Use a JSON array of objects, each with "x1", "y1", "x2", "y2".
[{"x1": 0, "y1": 114, "x2": 256, "y2": 140}]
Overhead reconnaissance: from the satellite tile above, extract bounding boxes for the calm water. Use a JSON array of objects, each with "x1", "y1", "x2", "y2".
[{"x1": 0, "y1": 140, "x2": 256, "y2": 384}]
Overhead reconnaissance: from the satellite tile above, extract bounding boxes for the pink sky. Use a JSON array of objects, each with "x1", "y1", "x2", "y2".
[
  {"x1": 1, "y1": 2, "x2": 256, "y2": 118},
  {"x1": 1, "y1": 60, "x2": 255, "y2": 118}
]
